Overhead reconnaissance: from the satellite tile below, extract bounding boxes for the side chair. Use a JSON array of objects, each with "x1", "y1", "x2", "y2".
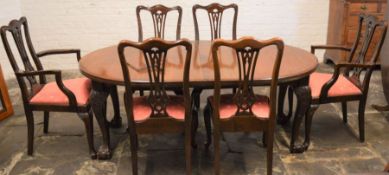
[
  {"x1": 0, "y1": 17, "x2": 96, "y2": 158},
  {"x1": 191, "y1": 2, "x2": 238, "y2": 147},
  {"x1": 117, "y1": 38, "x2": 193, "y2": 175},
  {"x1": 203, "y1": 37, "x2": 284, "y2": 175}
]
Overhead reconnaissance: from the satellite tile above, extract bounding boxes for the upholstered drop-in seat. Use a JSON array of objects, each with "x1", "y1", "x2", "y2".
[
  {"x1": 207, "y1": 94, "x2": 270, "y2": 119},
  {"x1": 30, "y1": 78, "x2": 91, "y2": 106},
  {"x1": 132, "y1": 96, "x2": 186, "y2": 123},
  {"x1": 309, "y1": 72, "x2": 362, "y2": 99}
]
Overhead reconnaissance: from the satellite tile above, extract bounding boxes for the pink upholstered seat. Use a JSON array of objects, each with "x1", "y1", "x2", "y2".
[
  {"x1": 132, "y1": 96, "x2": 186, "y2": 123},
  {"x1": 309, "y1": 72, "x2": 362, "y2": 99},
  {"x1": 208, "y1": 94, "x2": 270, "y2": 120},
  {"x1": 30, "y1": 78, "x2": 91, "y2": 106}
]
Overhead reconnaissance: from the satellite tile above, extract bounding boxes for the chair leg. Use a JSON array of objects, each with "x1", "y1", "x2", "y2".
[
  {"x1": 213, "y1": 126, "x2": 221, "y2": 175},
  {"x1": 43, "y1": 111, "x2": 49, "y2": 134},
  {"x1": 139, "y1": 90, "x2": 144, "y2": 96},
  {"x1": 266, "y1": 130, "x2": 274, "y2": 175},
  {"x1": 287, "y1": 86, "x2": 294, "y2": 119},
  {"x1": 204, "y1": 103, "x2": 212, "y2": 149},
  {"x1": 191, "y1": 109, "x2": 198, "y2": 148},
  {"x1": 262, "y1": 132, "x2": 267, "y2": 147},
  {"x1": 78, "y1": 111, "x2": 97, "y2": 159},
  {"x1": 185, "y1": 111, "x2": 193, "y2": 175},
  {"x1": 341, "y1": 102, "x2": 348, "y2": 124},
  {"x1": 129, "y1": 131, "x2": 138, "y2": 175},
  {"x1": 25, "y1": 110, "x2": 34, "y2": 156},
  {"x1": 358, "y1": 99, "x2": 367, "y2": 142}
]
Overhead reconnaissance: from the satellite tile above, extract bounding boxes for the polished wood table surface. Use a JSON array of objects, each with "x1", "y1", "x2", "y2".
[{"x1": 79, "y1": 40, "x2": 318, "y2": 159}]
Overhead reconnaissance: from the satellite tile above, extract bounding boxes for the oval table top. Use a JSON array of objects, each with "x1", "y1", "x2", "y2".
[{"x1": 79, "y1": 40, "x2": 318, "y2": 87}]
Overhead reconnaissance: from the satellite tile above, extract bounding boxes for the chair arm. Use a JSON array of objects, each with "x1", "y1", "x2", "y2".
[
  {"x1": 36, "y1": 49, "x2": 81, "y2": 62},
  {"x1": 15, "y1": 70, "x2": 78, "y2": 107},
  {"x1": 334, "y1": 62, "x2": 379, "y2": 69},
  {"x1": 311, "y1": 45, "x2": 351, "y2": 54}
]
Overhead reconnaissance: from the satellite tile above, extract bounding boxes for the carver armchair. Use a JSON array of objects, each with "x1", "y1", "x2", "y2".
[
  {"x1": 0, "y1": 17, "x2": 96, "y2": 158},
  {"x1": 305, "y1": 15, "x2": 388, "y2": 150}
]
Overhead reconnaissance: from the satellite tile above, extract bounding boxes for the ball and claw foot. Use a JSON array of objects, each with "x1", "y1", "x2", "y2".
[
  {"x1": 97, "y1": 145, "x2": 112, "y2": 160},
  {"x1": 290, "y1": 142, "x2": 309, "y2": 153}
]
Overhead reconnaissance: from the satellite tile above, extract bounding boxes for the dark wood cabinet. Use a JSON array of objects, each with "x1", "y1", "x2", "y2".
[{"x1": 324, "y1": 0, "x2": 386, "y2": 64}]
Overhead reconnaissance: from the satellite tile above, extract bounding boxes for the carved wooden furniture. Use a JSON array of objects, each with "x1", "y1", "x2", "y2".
[
  {"x1": 191, "y1": 3, "x2": 238, "y2": 146},
  {"x1": 0, "y1": 17, "x2": 96, "y2": 158},
  {"x1": 118, "y1": 38, "x2": 192, "y2": 174},
  {"x1": 325, "y1": 0, "x2": 386, "y2": 64},
  {"x1": 135, "y1": 4, "x2": 184, "y2": 99},
  {"x1": 192, "y1": 3, "x2": 238, "y2": 40},
  {"x1": 0, "y1": 64, "x2": 14, "y2": 121},
  {"x1": 203, "y1": 37, "x2": 284, "y2": 175},
  {"x1": 136, "y1": 4, "x2": 182, "y2": 41},
  {"x1": 79, "y1": 40, "x2": 318, "y2": 159},
  {"x1": 308, "y1": 15, "x2": 387, "y2": 148}
]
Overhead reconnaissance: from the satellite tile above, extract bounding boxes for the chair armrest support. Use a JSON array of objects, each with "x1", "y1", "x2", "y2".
[
  {"x1": 311, "y1": 45, "x2": 351, "y2": 54},
  {"x1": 15, "y1": 70, "x2": 78, "y2": 107},
  {"x1": 36, "y1": 49, "x2": 81, "y2": 62}
]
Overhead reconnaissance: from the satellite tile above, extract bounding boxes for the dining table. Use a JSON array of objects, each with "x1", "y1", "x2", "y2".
[{"x1": 79, "y1": 40, "x2": 318, "y2": 159}]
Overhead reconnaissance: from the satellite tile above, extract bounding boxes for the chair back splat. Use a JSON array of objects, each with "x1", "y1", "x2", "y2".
[
  {"x1": 136, "y1": 4, "x2": 182, "y2": 41},
  {"x1": 1, "y1": 17, "x2": 43, "y2": 101},
  {"x1": 193, "y1": 3, "x2": 238, "y2": 40}
]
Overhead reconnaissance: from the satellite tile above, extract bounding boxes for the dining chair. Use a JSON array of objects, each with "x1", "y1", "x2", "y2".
[
  {"x1": 191, "y1": 2, "x2": 238, "y2": 147},
  {"x1": 136, "y1": 4, "x2": 183, "y2": 95},
  {"x1": 306, "y1": 15, "x2": 387, "y2": 148},
  {"x1": 117, "y1": 38, "x2": 193, "y2": 175},
  {"x1": 0, "y1": 17, "x2": 96, "y2": 158},
  {"x1": 203, "y1": 37, "x2": 284, "y2": 175}
]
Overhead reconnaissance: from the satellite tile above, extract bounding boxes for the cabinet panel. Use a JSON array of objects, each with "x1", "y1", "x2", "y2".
[{"x1": 324, "y1": 0, "x2": 386, "y2": 64}]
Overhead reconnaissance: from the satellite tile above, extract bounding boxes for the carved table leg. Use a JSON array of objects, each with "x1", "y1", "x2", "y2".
[
  {"x1": 90, "y1": 81, "x2": 112, "y2": 159},
  {"x1": 289, "y1": 77, "x2": 312, "y2": 153},
  {"x1": 190, "y1": 88, "x2": 202, "y2": 148},
  {"x1": 277, "y1": 85, "x2": 294, "y2": 125},
  {"x1": 109, "y1": 86, "x2": 122, "y2": 128}
]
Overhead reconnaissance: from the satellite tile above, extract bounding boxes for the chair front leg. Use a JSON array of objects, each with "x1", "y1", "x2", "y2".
[
  {"x1": 25, "y1": 110, "x2": 34, "y2": 155},
  {"x1": 266, "y1": 130, "x2": 274, "y2": 175},
  {"x1": 341, "y1": 102, "x2": 348, "y2": 123},
  {"x1": 43, "y1": 111, "x2": 49, "y2": 134},
  {"x1": 191, "y1": 109, "x2": 198, "y2": 148},
  {"x1": 78, "y1": 110, "x2": 97, "y2": 159},
  {"x1": 358, "y1": 99, "x2": 367, "y2": 142}
]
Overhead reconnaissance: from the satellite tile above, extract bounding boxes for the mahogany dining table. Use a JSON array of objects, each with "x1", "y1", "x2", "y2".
[{"x1": 79, "y1": 40, "x2": 318, "y2": 159}]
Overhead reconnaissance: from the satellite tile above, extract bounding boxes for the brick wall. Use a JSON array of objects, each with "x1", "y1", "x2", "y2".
[{"x1": 0, "y1": 0, "x2": 329, "y2": 79}]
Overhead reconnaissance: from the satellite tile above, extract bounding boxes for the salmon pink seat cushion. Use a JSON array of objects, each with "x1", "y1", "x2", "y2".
[
  {"x1": 208, "y1": 94, "x2": 270, "y2": 120},
  {"x1": 309, "y1": 72, "x2": 362, "y2": 99},
  {"x1": 132, "y1": 96, "x2": 186, "y2": 123},
  {"x1": 30, "y1": 78, "x2": 91, "y2": 106}
]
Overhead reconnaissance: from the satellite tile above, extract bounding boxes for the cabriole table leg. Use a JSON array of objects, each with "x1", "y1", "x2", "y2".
[
  {"x1": 289, "y1": 77, "x2": 312, "y2": 153},
  {"x1": 90, "y1": 81, "x2": 112, "y2": 159}
]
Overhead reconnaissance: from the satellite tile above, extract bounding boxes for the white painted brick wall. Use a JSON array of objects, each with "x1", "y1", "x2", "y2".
[{"x1": 0, "y1": 0, "x2": 329, "y2": 79}]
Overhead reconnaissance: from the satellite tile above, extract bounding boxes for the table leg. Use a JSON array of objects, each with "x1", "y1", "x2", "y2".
[
  {"x1": 90, "y1": 81, "x2": 112, "y2": 159},
  {"x1": 289, "y1": 77, "x2": 312, "y2": 153},
  {"x1": 109, "y1": 86, "x2": 122, "y2": 128},
  {"x1": 190, "y1": 88, "x2": 202, "y2": 148}
]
